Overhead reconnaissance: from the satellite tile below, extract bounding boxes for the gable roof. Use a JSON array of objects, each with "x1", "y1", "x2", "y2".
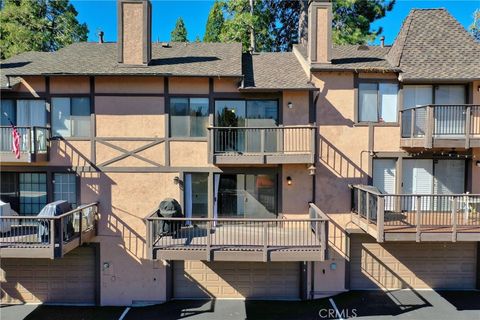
[
  {"x1": 242, "y1": 52, "x2": 315, "y2": 91},
  {"x1": 387, "y1": 9, "x2": 480, "y2": 81},
  {"x1": 293, "y1": 43, "x2": 398, "y2": 72},
  {"x1": 1, "y1": 42, "x2": 243, "y2": 87}
]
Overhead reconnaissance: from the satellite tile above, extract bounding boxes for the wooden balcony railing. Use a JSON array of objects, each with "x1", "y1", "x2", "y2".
[
  {"x1": 0, "y1": 203, "x2": 98, "y2": 259},
  {"x1": 350, "y1": 185, "x2": 480, "y2": 242},
  {"x1": 400, "y1": 104, "x2": 480, "y2": 148},
  {"x1": 0, "y1": 126, "x2": 50, "y2": 162},
  {"x1": 208, "y1": 126, "x2": 316, "y2": 164},
  {"x1": 146, "y1": 203, "x2": 328, "y2": 262}
]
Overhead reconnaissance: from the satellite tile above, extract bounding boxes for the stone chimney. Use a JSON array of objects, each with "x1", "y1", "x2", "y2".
[
  {"x1": 117, "y1": 0, "x2": 152, "y2": 65},
  {"x1": 307, "y1": 0, "x2": 332, "y2": 64}
]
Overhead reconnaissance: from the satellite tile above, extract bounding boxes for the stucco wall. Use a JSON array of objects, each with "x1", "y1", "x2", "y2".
[
  {"x1": 15, "y1": 76, "x2": 45, "y2": 94},
  {"x1": 281, "y1": 164, "x2": 312, "y2": 215},
  {"x1": 95, "y1": 76, "x2": 164, "y2": 94},
  {"x1": 80, "y1": 171, "x2": 180, "y2": 305},
  {"x1": 169, "y1": 77, "x2": 209, "y2": 94},
  {"x1": 50, "y1": 76, "x2": 90, "y2": 94},
  {"x1": 282, "y1": 91, "x2": 310, "y2": 126},
  {"x1": 122, "y1": 2, "x2": 144, "y2": 65}
]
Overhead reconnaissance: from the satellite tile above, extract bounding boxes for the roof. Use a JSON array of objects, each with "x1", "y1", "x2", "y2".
[
  {"x1": 294, "y1": 43, "x2": 398, "y2": 72},
  {"x1": 241, "y1": 52, "x2": 315, "y2": 91},
  {"x1": 387, "y1": 9, "x2": 480, "y2": 81},
  {"x1": 1, "y1": 42, "x2": 243, "y2": 87}
]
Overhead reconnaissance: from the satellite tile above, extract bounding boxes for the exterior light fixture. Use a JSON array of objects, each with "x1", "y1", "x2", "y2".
[
  {"x1": 308, "y1": 165, "x2": 316, "y2": 176},
  {"x1": 476, "y1": 160, "x2": 480, "y2": 167},
  {"x1": 287, "y1": 102, "x2": 294, "y2": 109},
  {"x1": 173, "y1": 176, "x2": 180, "y2": 185},
  {"x1": 286, "y1": 176, "x2": 292, "y2": 186}
]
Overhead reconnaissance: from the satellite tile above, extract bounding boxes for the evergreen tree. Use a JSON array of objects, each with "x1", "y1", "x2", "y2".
[
  {"x1": 204, "y1": 1, "x2": 224, "y2": 42},
  {"x1": 170, "y1": 17, "x2": 188, "y2": 42},
  {"x1": 0, "y1": 0, "x2": 88, "y2": 59},
  {"x1": 470, "y1": 9, "x2": 480, "y2": 42},
  {"x1": 215, "y1": 0, "x2": 395, "y2": 52}
]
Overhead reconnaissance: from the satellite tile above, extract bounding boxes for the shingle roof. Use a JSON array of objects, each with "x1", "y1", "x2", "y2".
[
  {"x1": 387, "y1": 9, "x2": 480, "y2": 81},
  {"x1": 242, "y1": 52, "x2": 315, "y2": 90},
  {"x1": 294, "y1": 43, "x2": 398, "y2": 72},
  {"x1": 1, "y1": 42, "x2": 243, "y2": 87}
]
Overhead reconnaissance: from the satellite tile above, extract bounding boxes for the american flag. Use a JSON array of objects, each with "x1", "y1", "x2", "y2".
[{"x1": 9, "y1": 120, "x2": 20, "y2": 159}]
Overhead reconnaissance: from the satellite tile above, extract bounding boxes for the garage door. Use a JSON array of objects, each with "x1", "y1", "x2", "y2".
[
  {"x1": 1, "y1": 246, "x2": 97, "y2": 304},
  {"x1": 174, "y1": 261, "x2": 300, "y2": 300},
  {"x1": 350, "y1": 234, "x2": 477, "y2": 290}
]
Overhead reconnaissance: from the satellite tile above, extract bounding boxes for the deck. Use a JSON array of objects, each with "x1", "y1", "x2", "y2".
[
  {"x1": 0, "y1": 203, "x2": 98, "y2": 259},
  {"x1": 147, "y1": 204, "x2": 329, "y2": 262},
  {"x1": 351, "y1": 185, "x2": 480, "y2": 242}
]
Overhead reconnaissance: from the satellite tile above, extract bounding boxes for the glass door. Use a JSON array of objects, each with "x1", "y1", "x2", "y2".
[
  {"x1": 215, "y1": 173, "x2": 277, "y2": 219},
  {"x1": 215, "y1": 101, "x2": 246, "y2": 152},
  {"x1": 434, "y1": 85, "x2": 466, "y2": 136},
  {"x1": 245, "y1": 100, "x2": 278, "y2": 153},
  {"x1": 403, "y1": 86, "x2": 432, "y2": 137}
]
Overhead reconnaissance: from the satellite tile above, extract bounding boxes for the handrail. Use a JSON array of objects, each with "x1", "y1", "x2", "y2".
[
  {"x1": 146, "y1": 216, "x2": 328, "y2": 222},
  {"x1": 399, "y1": 104, "x2": 479, "y2": 112},
  {"x1": 0, "y1": 202, "x2": 99, "y2": 220},
  {"x1": 208, "y1": 125, "x2": 316, "y2": 130},
  {"x1": 0, "y1": 125, "x2": 50, "y2": 130},
  {"x1": 350, "y1": 185, "x2": 480, "y2": 197}
]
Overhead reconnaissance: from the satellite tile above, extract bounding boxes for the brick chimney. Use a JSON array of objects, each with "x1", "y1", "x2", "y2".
[
  {"x1": 117, "y1": 0, "x2": 152, "y2": 65},
  {"x1": 307, "y1": 0, "x2": 332, "y2": 64}
]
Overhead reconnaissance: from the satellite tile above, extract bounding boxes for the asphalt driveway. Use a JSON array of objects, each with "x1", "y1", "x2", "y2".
[{"x1": 1, "y1": 290, "x2": 479, "y2": 320}]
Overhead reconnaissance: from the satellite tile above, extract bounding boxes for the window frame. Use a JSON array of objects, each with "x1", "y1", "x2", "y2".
[
  {"x1": 51, "y1": 96, "x2": 91, "y2": 139},
  {"x1": 213, "y1": 98, "x2": 280, "y2": 127},
  {"x1": 355, "y1": 79, "x2": 399, "y2": 126},
  {"x1": 169, "y1": 97, "x2": 209, "y2": 139},
  {"x1": 53, "y1": 172, "x2": 79, "y2": 208},
  {"x1": 0, "y1": 98, "x2": 47, "y2": 127}
]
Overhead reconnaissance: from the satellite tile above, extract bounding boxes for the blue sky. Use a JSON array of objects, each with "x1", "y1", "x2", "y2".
[{"x1": 71, "y1": 0, "x2": 479, "y2": 45}]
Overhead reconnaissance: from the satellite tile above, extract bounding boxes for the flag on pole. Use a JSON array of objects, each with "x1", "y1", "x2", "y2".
[{"x1": 9, "y1": 120, "x2": 21, "y2": 159}]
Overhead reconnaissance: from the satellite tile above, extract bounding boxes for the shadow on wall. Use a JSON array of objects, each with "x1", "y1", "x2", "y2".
[
  {"x1": 318, "y1": 135, "x2": 367, "y2": 181},
  {"x1": 316, "y1": 135, "x2": 368, "y2": 214},
  {"x1": 316, "y1": 75, "x2": 355, "y2": 127},
  {"x1": 50, "y1": 139, "x2": 96, "y2": 168}
]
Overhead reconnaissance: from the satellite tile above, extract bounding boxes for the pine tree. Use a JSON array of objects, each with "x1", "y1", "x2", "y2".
[
  {"x1": 204, "y1": 1, "x2": 224, "y2": 42},
  {"x1": 0, "y1": 0, "x2": 88, "y2": 59},
  {"x1": 470, "y1": 9, "x2": 480, "y2": 42},
  {"x1": 170, "y1": 17, "x2": 188, "y2": 42}
]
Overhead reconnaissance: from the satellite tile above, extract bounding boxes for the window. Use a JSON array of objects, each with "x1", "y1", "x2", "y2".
[
  {"x1": 52, "y1": 97, "x2": 90, "y2": 137},
  {"x1": 358, "y1": 83, "x2": 398, "y2": 123},
  {"x1": 19, "y1": 173, "x2": 47, "y2": 215},
  {"x1": 184, "y1": 173, "x2": 208, "y2": 218},
  {"x1": 54, "y1": 173, "x2": 77, "y2": 208},
  {"x1": 170, "y1": 98, "x2": 208, "y2": 137},
  {"x1": 372, "y1": 159, "x2": 396, "y2": 194},
  {"x1": 214, "y1": 100, "x2": 278, "y2": 127}
]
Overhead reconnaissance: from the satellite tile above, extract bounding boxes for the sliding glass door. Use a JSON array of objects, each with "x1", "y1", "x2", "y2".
[
  {"x1": 434, "y1": 85, "x2": 466, "y2": 136},
  {"x1": 214, "y1": 100, "x2": 278, "y2": 153},
  {"x1": 215, "y1": 173, "x2": 277, "y2": 219}
]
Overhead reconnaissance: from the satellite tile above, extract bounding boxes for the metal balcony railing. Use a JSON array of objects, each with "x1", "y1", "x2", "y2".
[
  {"x1": 0, "y1": 126, "x2": 50, "y2": 162},
  {"x1": 0, "y1": 203, "x2": 98, "y2": 259},
  {"x1": 146, "y1": 203, "x2": 329, "y2": 262}
]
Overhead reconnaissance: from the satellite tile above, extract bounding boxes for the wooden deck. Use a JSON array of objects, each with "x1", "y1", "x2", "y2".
[
  {"x1": 352, "y1": 212, "x2": 480, "y2": 242},
  {"x1": 148, "y1": 204, "x2": 330, "y2": 262}
]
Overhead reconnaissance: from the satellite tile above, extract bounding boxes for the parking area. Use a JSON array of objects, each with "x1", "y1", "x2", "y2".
[{"x1": 1, "y1": 290, "x2": 479, "y2": 320}]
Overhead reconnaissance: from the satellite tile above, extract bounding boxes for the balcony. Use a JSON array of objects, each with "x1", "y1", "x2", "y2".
[
  {"x1": 400, "y1": 105, "x2": 480, "y2": 149},
  {"x1": 350, "y1": 185, "x2": 480, "y2": 242},
  {"x1": 208, "y1": 126, "x2": 316, "y2": 164},
  {"x1": 0, "y1": 203, "x2": 98, "y2": 259},
  {"x1": 0, "y1": 126, "x2": 50, "y2": 162},
  {"x1": 146, "y1": 203, "x2": 329, "y2": 262}
]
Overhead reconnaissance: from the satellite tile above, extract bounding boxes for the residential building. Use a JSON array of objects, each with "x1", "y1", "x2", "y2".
[{"x1": 0, "y1": 0, "x2": 478, "y2": 306}]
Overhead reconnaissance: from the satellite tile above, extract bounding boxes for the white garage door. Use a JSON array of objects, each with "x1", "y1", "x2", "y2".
[
  {"x1": 174, "y1": 261, "x2": 300, "y2": 300},
  {"x1": 350, "y1": 235, "x2": 477, "y2": 290},
  {"x1": 1, "y1": 246, "x2": 97, "y2": 304}
]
